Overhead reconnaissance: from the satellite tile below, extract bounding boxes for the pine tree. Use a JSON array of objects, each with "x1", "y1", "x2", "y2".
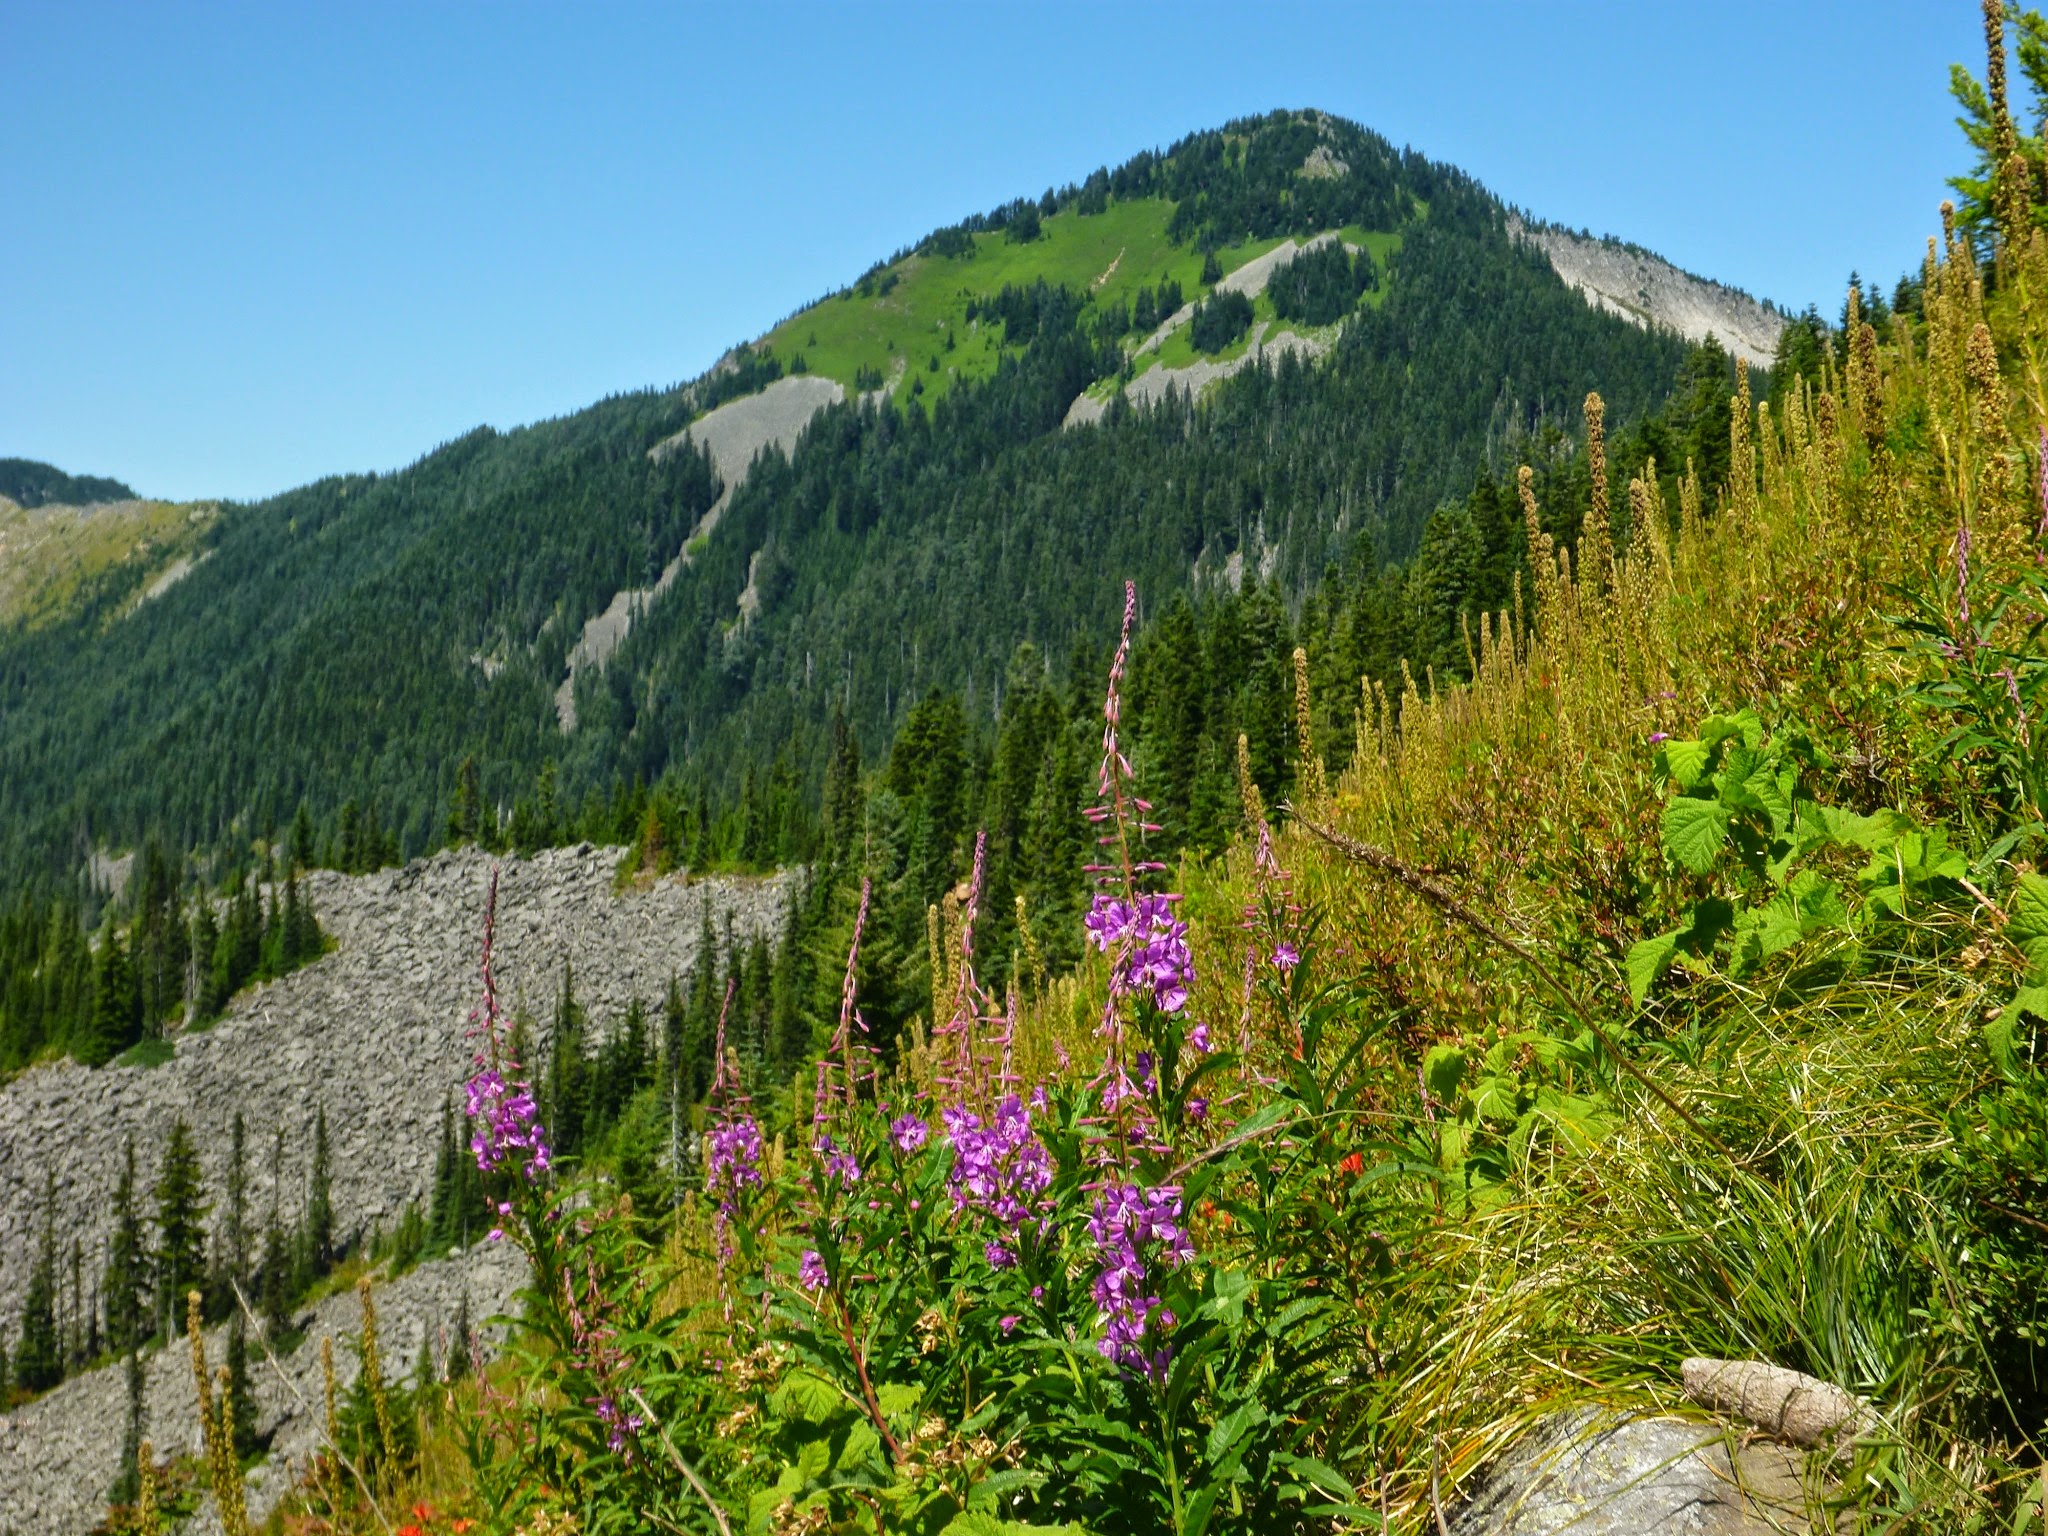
[
  {"x1": 225, "y1": 1315, "x2": 257, "y2": 1457},
  {"x1": 190, "y1": 898, "x2": 224, "y2": 1019},
  {"x1": 302, "y1": 1106, "x2": 335, "y2": 1279},
  {"x1": 290, "y1": 801, "x2": 316, "y2": 873},
  {"x1": 446, "y1": 754, "x2": 482, "y2": 847},
  {"x1": 104, "y1": 1140, "x2": 149, "y2": 1353},
  {"x1": 66, "y1": 1238, "x2": 84, "y2": 1371},
  {"x1": 337, "y1": 800, "x2": 362, "y2": 873},
  {"x1": 259, "y1": 1128, "x2": 293, "y2": 1338},
  {"x1": 427, "y1": 1094, "x2": 459, "y2": 1251},
  {"x1": 545, "y1": 961, "x2": 587, "y2": 1157},
  {"x1": 211, "y1": 1112, "x2": 248, "y2": 1316},
  {"x1": 153, "y1": 1119, "x2": 209, "y2": 1339},
  {"x1": 14, "y1": 1189, "x2": 62, "y2": 1393},
  {"x1": 80, "y1": 925, "x2": 139, "y2": 1067},
  {"x1": 281, "y1": 869, "x2": 305, "y2": 966}
]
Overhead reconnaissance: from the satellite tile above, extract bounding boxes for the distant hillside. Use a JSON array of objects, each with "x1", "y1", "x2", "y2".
[
  {"x1": 0, "y1": 108, "x2": 1735, "y2": 887},
  {"x1": 0, "y1": 457, "x2": 136, "y2": 508}
]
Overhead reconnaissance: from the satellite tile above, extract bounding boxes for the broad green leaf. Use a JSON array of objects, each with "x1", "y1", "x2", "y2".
[
  {"x1": 1206, "y1": 1267, "x2": 1252, "y2": 1327},
  {"x1": 1275, "y1": 1453, "x2": 1358, "y2": 1502},
  {"x1": 1740, "y1": 762, "x2": 1796, "y2": 835},
  {"x1": 1698, "y1": 709, "x2": 1764, "y2": 751},
  {"x1": 876, "y1": 1381, "x2": 922, "y2": 1419},
  {"x1": 1205, "y1": 1401, "x2": 1261, "y2": 1462},
  {"x1": 1748, "y1": 874, "x2": 1845, "y2": 959},
  {"x1": 1658, "y1": 738, "x2": 1711, "y2": 788},
  {"x1": 1422, "y1": 1043, "x2": 1467, "y2": 1102},
  {"x1": 2010, "y1": 872, "x2": 2048, "y2": 974},
  {"x1": 1813, "y1": 802, "x2": 1910, "y2": 852},
  {"x1": 1661, "y1": 795, "x2": 1731, "y2": 874},
  {"x1": 1627, "y1": 930, "x2": 1682, "y2": 1003},
  {"x1": 1988, "y1": 985, "x2": 2048, "y2": 1080},
  {"x1": 941, "y1": 1515, "x2": 1088, "y2": 1536}
]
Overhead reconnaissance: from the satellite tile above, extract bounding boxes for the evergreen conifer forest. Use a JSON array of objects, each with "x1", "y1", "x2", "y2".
[{"x1": 7, "y1": 8, "x2": 2048, "y2": 1535}]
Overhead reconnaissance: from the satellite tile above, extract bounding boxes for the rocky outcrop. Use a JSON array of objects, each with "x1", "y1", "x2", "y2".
[
  {"x1": 1451, "y1": 1409, "x2": 1825, "y2": 1535},
  {"x1": 0, "y1": 1241, "x2": 525, "y2": 1536},
  {"x1": 1507, "y1": 215, "x2": 1786, "y2": 370},
  {"x1": 0, "y1": 845, "x2": 794, "y2": 1336}
]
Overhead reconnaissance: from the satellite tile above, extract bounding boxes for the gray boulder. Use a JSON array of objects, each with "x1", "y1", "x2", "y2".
[{"x1": 1451, "y1": 1409, "x2": 1821, "y2": 1535}]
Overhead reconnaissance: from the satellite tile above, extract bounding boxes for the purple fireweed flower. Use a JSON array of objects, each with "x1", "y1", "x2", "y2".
[
  {"x1": 1000, "y1": 1314, "x2": 1021, "y2": 1334},
  {"x1": 2001, "y1": 666, "x2": 2033, "y2": 748},
  {"x1": 1188, "y1": 1022, "x2": 1213, "y2": 1053},
  {"x1": 592, "y1": 1394, "x2": 645, "y2": 1456},
  {"x1": 985, "y1": 1240, "x2": 1015, "y2": 1268},
  {"x1": 1087, "y1": 891, "x2": 1194, "y2": 1013},
  {"x1": 812, "y1": 1134, "x2": 862, "y2": 1188},
  {"x1": 890, "y1": 1114, "x2": 929, "y2": 1153},
  {"x1": 466, "y1": 1067, "x2": 552, "y2": 1182},
  {"x1": 798, "y1": 1249, "x2": 829, "y2": 1292},
  {"x1": 1270, "y1": 943, "x2": 1300, "y2": 972},
  {"x1": 1647, "y1": 732, "x2": 1670, "y2": 745},
  {"x1": 1088, "y1": 1183, "x2": 1196, "y2": 1375},
  {"x1": 944, "y1": 1092, "x2": 1054, "y2": 1237},
  {"x1": 705, "y1": 1115, "x2": 764, "y2": 1210},
  {"x1": 462, "y1": 872, "x2": 554, "y2": 1185}
]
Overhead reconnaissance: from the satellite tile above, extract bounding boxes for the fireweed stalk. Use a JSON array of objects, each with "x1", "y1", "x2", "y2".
[
  {"x1": 701, "y1": 978, "x2": 759, "y2": 1317},
  {"x1": 461, "y1": 872, "x2": 664, "y2": 1482},
  {"x1": 932, "y1": 832, "x2": 1059, "y2": 1269},
  {"x1": 1080, "y1": 582, "x2": 1205, "y2": 1395},
  {"x1": 464, "y1": 871, "x2": 551, "y2": 1208},
  {"x1": 792, "y1": 876, "x2": 906, "y2": 1464}
]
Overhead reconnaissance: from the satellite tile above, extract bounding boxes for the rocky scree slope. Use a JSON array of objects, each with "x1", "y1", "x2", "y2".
[
  {"x1": 0, "y1": 1241, "x2": 526, "y2": 1536},
  {"x1": 0, "y1": 844, "x2": 794, "y2": 1332}
]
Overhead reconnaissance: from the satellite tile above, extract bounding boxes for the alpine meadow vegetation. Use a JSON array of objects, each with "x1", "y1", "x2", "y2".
[{"x1": 54, "y1": 11, "x2": 2048, "y2": 1536}]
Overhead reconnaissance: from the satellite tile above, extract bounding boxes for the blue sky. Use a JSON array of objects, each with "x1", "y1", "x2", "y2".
[{"x1": 0, "y1": 1, "x2": 1989, "y2": 502}]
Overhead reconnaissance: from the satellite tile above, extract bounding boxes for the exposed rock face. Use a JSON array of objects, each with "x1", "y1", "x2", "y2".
[
  {"x1": 0, "y1": 845, "x2": 794, "y2": 1337},
  {"x1": 1065, "y1": 234, "x2": 1350, "y2": 427},
  {"x1": 0, "y1": 1241, "x2": 525, "y2": 1536},
  {"x1": 1507, "y1": 215, "x2": 1786, "y2": 370},
  {"x1": 556, "y1": 374, "x2": 847, "y2": 730},
  {"x1": 1451, "y1": 1409, "x2": 1825, "y2": 1535}
]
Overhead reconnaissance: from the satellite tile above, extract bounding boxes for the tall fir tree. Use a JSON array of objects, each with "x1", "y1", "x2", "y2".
[
  {"x1": 104, "y1": 1140, "x2": 149, "y2": 1353},
  {"x1": 301, "y1": 1106, "x2": 335, "y2": 1282},
  {"x1": 544, "y1": 961, "x2": 588, "y2": 1157},
  {"x1": 14, "y1": 1188, "x2": 62, "y2": 1393},
  {"x1": 80, "y1": 925, "x2": 139, "y2": 1067},
  {"x1": 259, "y1": 1129, "x2": 293, "y2": 1339},
  {"x1": 152, "y1": 1119, "x2": 209, "y2": 1339},
  {"x1": 211, "y1": 1111, "x2": 249, "y2": 1316}
]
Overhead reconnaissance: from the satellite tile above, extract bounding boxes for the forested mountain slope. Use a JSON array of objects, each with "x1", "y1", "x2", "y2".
[{"x1": 0, "y1": 110, "x2": 1733, "y2": 889}]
